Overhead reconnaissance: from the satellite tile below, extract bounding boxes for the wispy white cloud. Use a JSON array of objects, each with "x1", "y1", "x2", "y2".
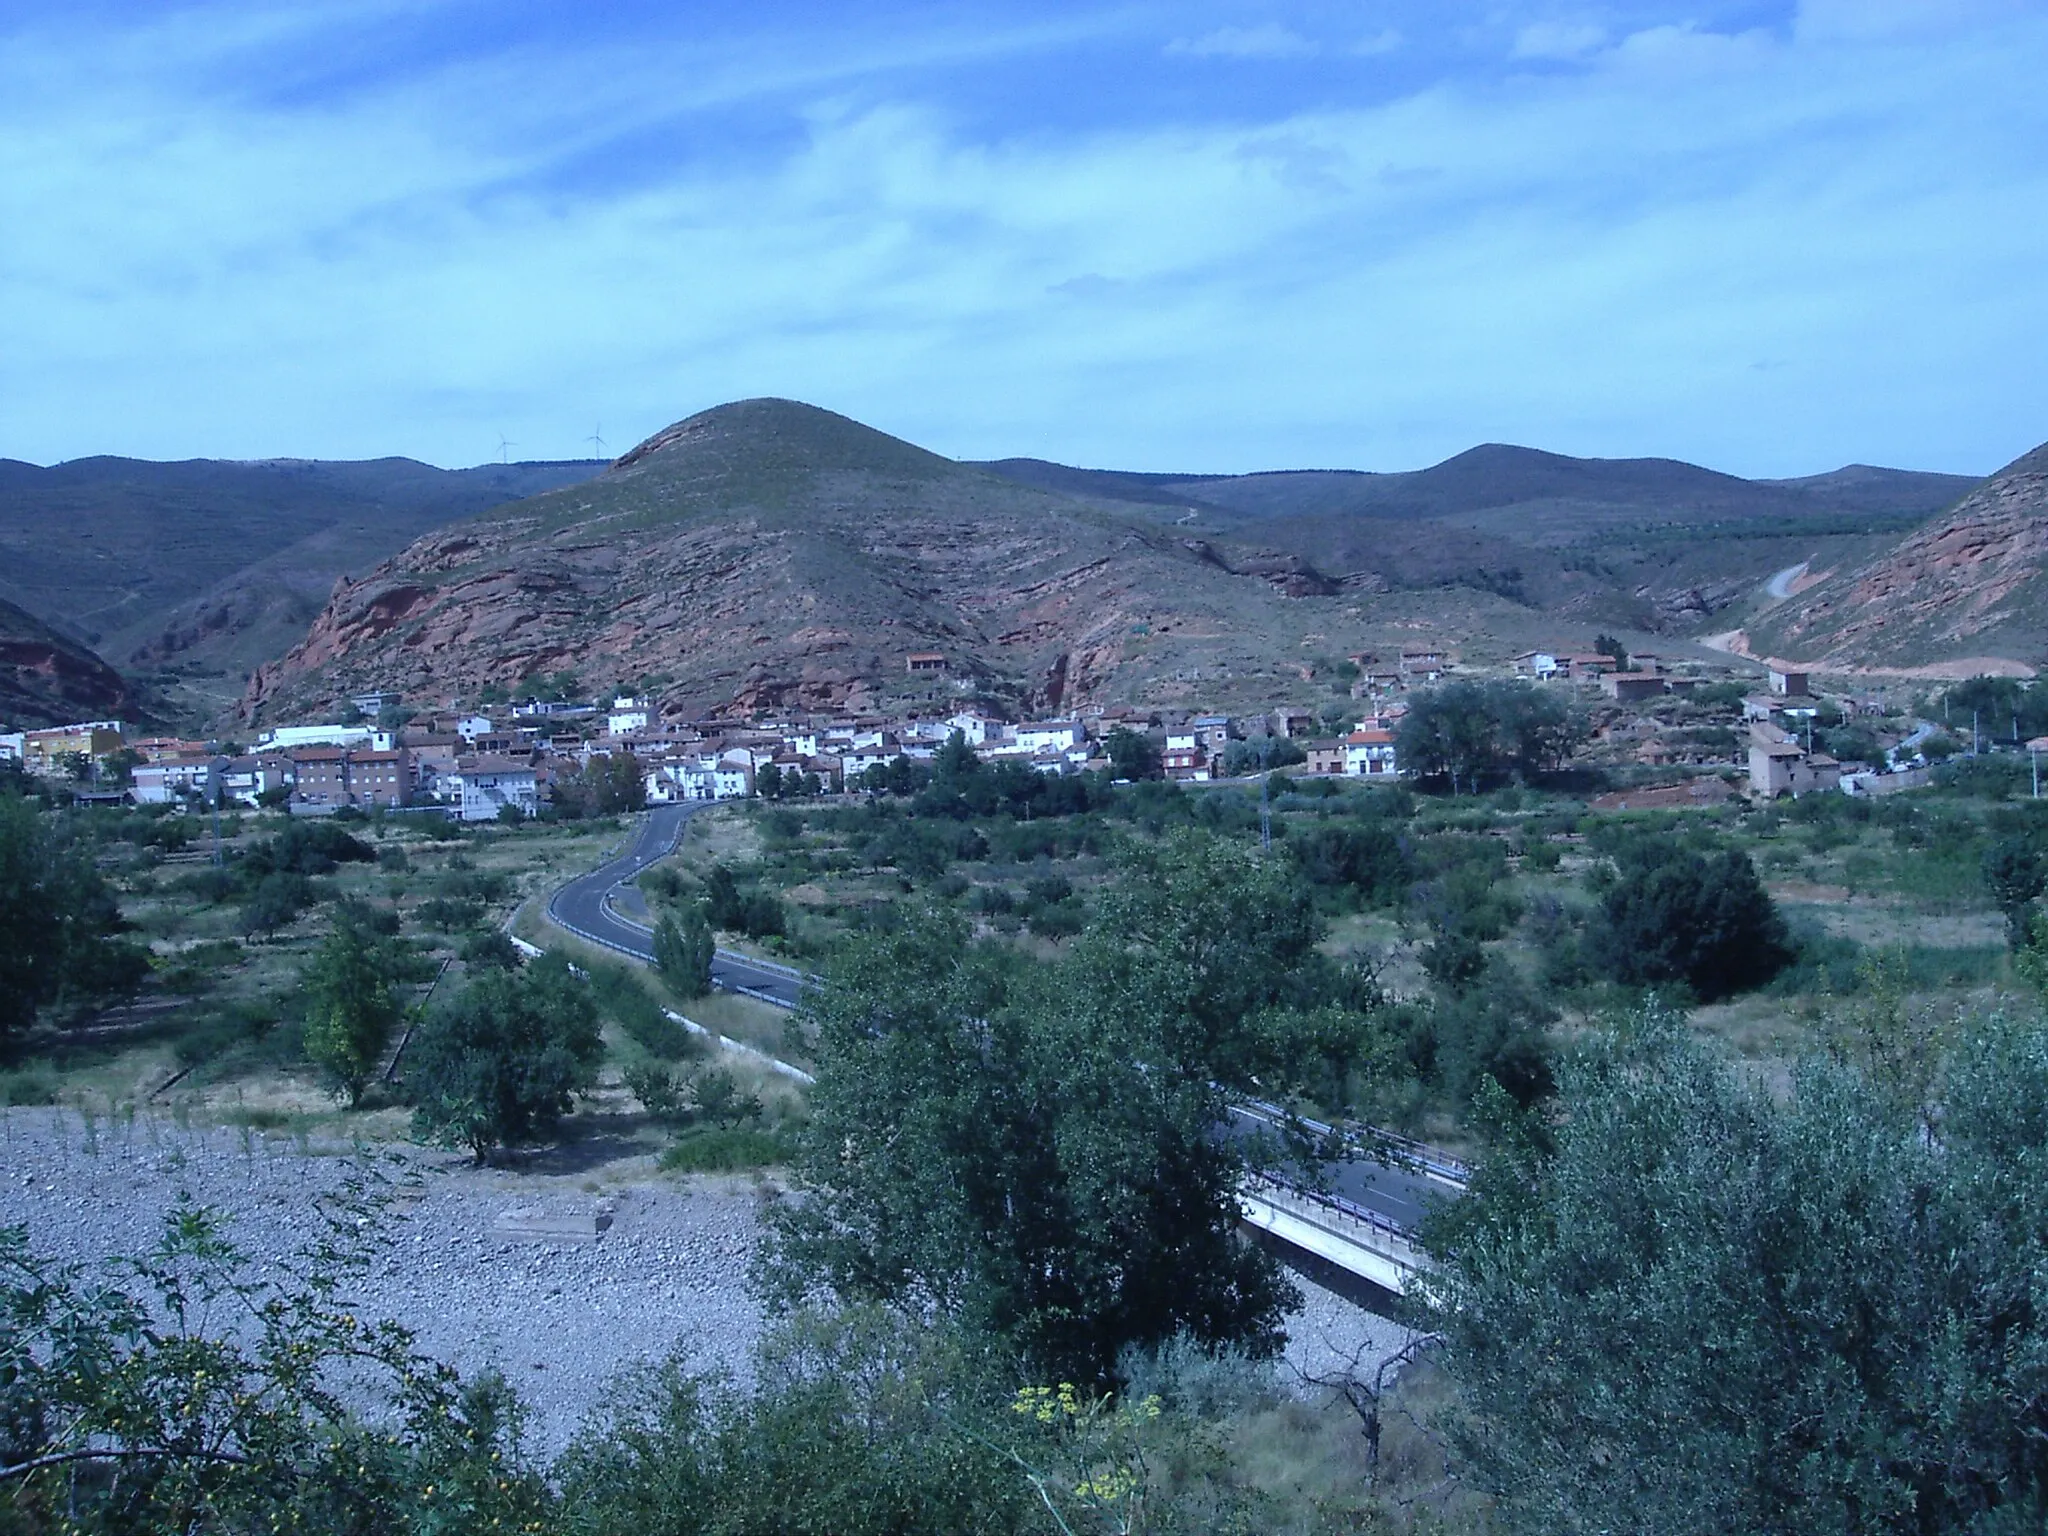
[
  {"x1": 1511, "y1": 20, "x2": 1609, "y2": 60},
  {"x1": 0, "y1": 3, "x2": 2044, "y2": 480},
  {"x1": 1166, "y1": 23, "x2": 1318, "y2": 60}
]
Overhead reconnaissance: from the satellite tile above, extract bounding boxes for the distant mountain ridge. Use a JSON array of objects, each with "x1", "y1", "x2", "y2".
[
  {"x1": 238, "y1": 399, "x2": 1993, "y2": 725},
  {"x1": 0, "y1": 597, "x2": 135, "y2": 729},
  {"x1": 0, "y1": 455, "x2": 605, "y2": 722},
  {"x1": 1746, "y1": 439, "x2": 2048, "y2": 673}
]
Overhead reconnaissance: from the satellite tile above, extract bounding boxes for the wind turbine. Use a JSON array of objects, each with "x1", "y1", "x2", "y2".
[
  {"x1": 496, "y1": 433, "x2": 516, "y2": 465},
  {"x1": 588, "y1": 424, "x2": 608, "y2": 459}
]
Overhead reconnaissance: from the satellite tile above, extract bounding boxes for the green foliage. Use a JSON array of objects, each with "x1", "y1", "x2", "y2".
[
  {"x1": 1221, "y1": 735, "x2": 1306, "y2": 776},
  {"x1": 0, "y1": 1197, "x2": 546, "y2": 1534},
  {"x1": 0, "y1": 796, "x2": 149, "y2": 1046},
  {"x1": 1104, "y1": 725, "x2": 1162, "y2": 780},
  {"x1": 1431, "y1": 1005, "x2": 2048, "y2": 1535},
  {"x1": 1592, "y1": 840, "x2": 1793, "y2": 1001},
  {"x1": 762, "y1": 832, "x2": 1397, "y2": 1385},
  {"x1": 554, "y1": 751, "x2": 646, "y2": 816},
  {"x1": 239, "y1": 870, "x2": 316, "y2": 934},
  {"x1": 585, "y1": 957, "x2": 694, "y2": 1059},
  {"x1": 299, "y1": 906, "x2": 403, "y2": 1106},
  {"x1": 1395, "y1": 679, "x2": 1580, "y2": 793},
  {"x1": 406, "y1": 953, "x2": 603, "y2": 1160},
  {"x1": 703, "y1": 863, "x2": 786, "y2": 939},
  {"x1": 654, "y1": 908, "x2": 715, "y2": 998},
  {"x1": 1983, "y1": 834, "x2": 2046, "y2": 948},
  {"x1": 555, "y1": 1309, "x2": 1032, "y2": 1536},
  {"x1": 658, "y1": 1124, "x2": 792, "y2": 1172}
]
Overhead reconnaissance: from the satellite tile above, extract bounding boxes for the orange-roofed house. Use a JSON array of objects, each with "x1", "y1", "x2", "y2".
[{"x1": 1343, "y1": 728, "x2": 1399, "y2": 778}]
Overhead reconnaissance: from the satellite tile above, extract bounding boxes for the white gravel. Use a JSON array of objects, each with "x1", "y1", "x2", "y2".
[{"x1": 0, "y1": 1107, "x2": 1413, "y2": 1457}]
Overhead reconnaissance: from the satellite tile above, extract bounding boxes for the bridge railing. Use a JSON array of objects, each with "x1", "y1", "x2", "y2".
[{"x1": 1233, "y1": 1099, "x2": 1469, "y2": 1189}]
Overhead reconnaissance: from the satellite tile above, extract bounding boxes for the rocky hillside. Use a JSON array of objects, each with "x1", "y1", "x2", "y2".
[
  {"x1": 1746, "y1": 439, "x2": 2048, "y2": 673},
  {"x1": 0, "y1": 455, "x2": 603, "y2": 722},
  {"x1": 0, "y1": 597, "x2": 135, "y2": 728},
  {"x1": 242, "y1": 400, "x2": 1992, "y2": 723},
  {"x1": 244, "y1": 401, "x2": 1386, "y2": 723}
]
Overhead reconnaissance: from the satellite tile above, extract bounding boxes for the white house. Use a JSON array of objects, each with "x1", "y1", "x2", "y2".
[
  {"x1": 646, "y1": 757, "x2": 751, "y2": 803},
  {"x1": 453, "y1": 715, "x2": 496, "y2": 744},
  {"x1": 1342, "y1": 729, "x2": 1399, "y2": 777},
  {"x1": 607, "y1": 696, "x2": 651, "y2": 735},
  {"x1": 448, "y1": 758, "x2": 539, "y2": 821},
  {"x1": 132, "y1": 758, "x2": 214, "y2": 804},
  {"x1": 259, "y1": 724, "x2": 380, "y2": 752},
  {"x1": 1013, "y1": 721, "x2": 1084, "y2": 754},
  {"x1": 842, "y1": 742, "x2": 905, "y2": 780},
  {"x1": 947, "y1": 712, "x2": 1004, "y2": 747}
]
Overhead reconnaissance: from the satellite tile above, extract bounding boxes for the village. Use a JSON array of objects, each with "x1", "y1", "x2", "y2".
[{"x1": 2, "y1": 642, "x2": 2022, "y2": 819}]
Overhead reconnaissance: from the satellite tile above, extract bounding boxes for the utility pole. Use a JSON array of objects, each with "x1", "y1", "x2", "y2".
[{"x1": 1973, "y1": 709, "x2": 1980, "y2": 756}]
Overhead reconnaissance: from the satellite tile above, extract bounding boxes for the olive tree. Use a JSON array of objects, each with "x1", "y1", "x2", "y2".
[
  {"x1": 407, "y1": 953, "x2": 602, "y2": 1161},
  {"x1": 1429, "y1": 1006, "x2": 2048, "y2": 1535}
]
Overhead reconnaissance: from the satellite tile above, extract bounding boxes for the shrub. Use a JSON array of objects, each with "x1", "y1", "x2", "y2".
[
  {"x1": 406, "y1": 954, "x2": 603, "y2": 1161},
  {"x1": 657, "y1": 1124, "x2": 791, "y2": 1173},
  {"x1": 1592, "y1": 842, "x2": 1793, "y2": 1001}
]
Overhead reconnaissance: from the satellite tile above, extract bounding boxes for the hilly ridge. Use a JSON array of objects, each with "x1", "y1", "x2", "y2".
[
  {"x1": 1746, "y1": 438, "x2": 2048, "y2": 673},
  {"x1": 242, "y1": 400, "x2": 1994, "y2": 724},
  {"x1": 0, "y1": 455, "x2": 605, "y2": 721},
  {"x1": 0, "y1": 597, "x2": 136, "y2": 729}
]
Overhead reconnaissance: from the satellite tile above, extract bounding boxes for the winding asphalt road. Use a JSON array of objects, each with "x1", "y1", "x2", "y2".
[
  {"x1": 543, "y1": 803, "x2": 810, "y2": 1007},
  {"x1": 543, "y1": 805, "x2": 1459, "y2": 1238}
]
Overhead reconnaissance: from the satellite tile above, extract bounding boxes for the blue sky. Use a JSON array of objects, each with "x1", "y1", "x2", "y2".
[{"x1": 2, "y1": 0, "x2": 2044, "y2": 477}]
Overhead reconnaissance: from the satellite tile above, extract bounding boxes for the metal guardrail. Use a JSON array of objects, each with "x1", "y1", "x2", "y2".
[
  {"x1": 715, "y1": 948, "x2": 809, "y2": 983},
  {"x1": 1235, "y1": 1098, "x2": 1470, "y2": 1188}
]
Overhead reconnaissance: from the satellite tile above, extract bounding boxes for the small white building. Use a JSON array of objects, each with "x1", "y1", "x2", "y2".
[
  {"x1": 1343, "y1": 729, "x2": 1399, "y2": 777},
  {"x1": 946, "y1": 712, "x2": 1005, "y2": 747},
  {"x1": 607, "y1": 696, "x2": 651, "y2": 735},
  {"x1": 1013, "y1": 721, "x2": 1084, "y2": 754},
  {"x1": 448, "y1": 758, "x2": 539, "y2": 821},
  {"x1": 132, "y1": 758, "x2": 215, "y2": 804},
  {"x1": 259, "y1": 724, "x2": 381, "y2": 752}
]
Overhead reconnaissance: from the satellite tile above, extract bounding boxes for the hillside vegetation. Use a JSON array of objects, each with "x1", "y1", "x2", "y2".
[
  {"x1": 1748, "y1": 438, "x2": 2048, "y2": 672},
  {"x1": 0, "y1": 455, "x2": 602, "y2": 720},
  {"x1": 243, "y1": 400, "x2": 1981, "y2": 725}
]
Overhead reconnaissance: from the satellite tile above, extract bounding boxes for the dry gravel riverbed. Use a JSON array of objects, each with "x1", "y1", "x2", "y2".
[{"x1": 0, "y1": 1108, "x2": 1414, "y2": 1457}]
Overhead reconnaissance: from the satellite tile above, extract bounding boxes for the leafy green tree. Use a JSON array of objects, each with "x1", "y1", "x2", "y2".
[
  {"x1": 1982, "y1": 835, "x2": 2046, "y2": 948},
  {"x1": 932, "y1": 729, "x2": 980, "y2": 783},
  {"x1": 1430, "y1": 1006, "x2": 2048, "y2": 1536},
  {"x1": 655, "y1": 906, "x2": 715, "y2": 998},
  {"x1": 763, "y1": 899, "x2": 1299, "y2": 1386},
  {"x1": 1396, "y1": 680, "x2": 1578, "y2": 793},
  {"x1": 300, "y1": 908, "x2": 403, "y2": 1106},
  {"x1": 756, "y1": 761, "x2": 783, "y2": 799},
  {"x1": 764, "y1": 834, "x2": 1393, "y2": 1384},
  {"x1": 1103, "y1": 726, "x2": 1161, "y2": 781},
  {"x1": 0, "y1": 1200, "x2": 549, "y2": 1533},
  {"x1": 1594, "y1": 632, "x2": 1630, "y2": 671},
  {"x1": 0, "y1": 796, "x2": 148, "y2": 1048},
  {"x1": 1592, "y1": 841, "x2": 1792, "y2": 1001},
  {"x1": 407, "y1": 954, "x2": 602, "y2": 1162}
]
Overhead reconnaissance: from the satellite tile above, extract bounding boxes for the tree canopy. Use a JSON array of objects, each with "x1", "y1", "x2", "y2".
[
  {"x1": 762, "y1": 832, "x2": 1397, "y2": 1384},
  {"x1": 300, "y1": 905, "x2": 404, "y2": 1106},
  {"x1": 407, "y1": 953, "x2": 602, "y2": 1161},
  {"x1": 1431, "y1": 1007, "x2": 2048, "y2": 1535},
  {"x1": 0, "y1": 796, "x2": 148, "y2": 1048},
  {"x1": 1592, "y1": 840, "x2": 1792, "y2": 1002},
  {"x1": 1394, "y1": 680, "x2": 1579, "y2": 793}
]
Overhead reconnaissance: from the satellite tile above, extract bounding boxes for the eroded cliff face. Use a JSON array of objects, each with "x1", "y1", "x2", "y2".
[
  {"x1": 239, "y1": 402, "x2": 1311, "y2": 724},
  {"x1": 0, "y1": 599, "x2": 132, "y2": 728},
  {"x1": 1752, "y1": 442, "x2": 2048, "y2": 670}
]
